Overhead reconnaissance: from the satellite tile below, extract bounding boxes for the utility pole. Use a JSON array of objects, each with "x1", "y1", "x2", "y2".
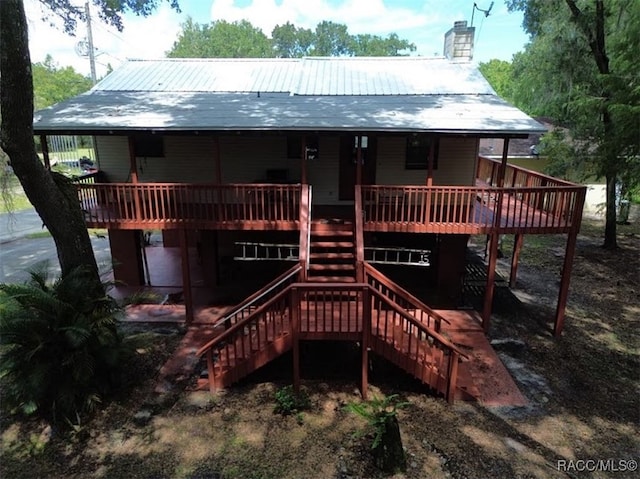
[{"x1": 85, "y1": 1, "x2": 97, "y2": 84}]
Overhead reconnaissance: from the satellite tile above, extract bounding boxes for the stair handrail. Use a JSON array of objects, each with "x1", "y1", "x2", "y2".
[
  {"x1": 197, "y1": 285, "x2": 294, "y2": 357},
  {"x1": 367, "y1": 286, "x2": 468, "y2": 360},
  {"x1": 364, "y1": 263, "x2": 450, "y2": 332},
  {"x1": 212, "y1": 263, "x2": 302, "y2": 330},
  {"x1": 367, "y1": 286, "x2": 467, "y2": 402}
]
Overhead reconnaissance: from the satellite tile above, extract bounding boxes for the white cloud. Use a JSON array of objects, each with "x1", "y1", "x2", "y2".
[
  {"x1": 25, "y1": 0, "x2": 183, "y2": 79},
  {"x1": 24, "y1": 0, "x2": 527, "y2": 79},
  {"x1": 210, "y1": 0, "x2": 435, "y2": 37}
]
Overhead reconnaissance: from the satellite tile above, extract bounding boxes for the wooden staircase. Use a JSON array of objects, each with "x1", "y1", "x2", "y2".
[
  {"x1": 197, "y1": 265, "x2": 479, "y2": 403},
  {"x1": 307, "y1": 220, "x2": 356, "y2": 283}
]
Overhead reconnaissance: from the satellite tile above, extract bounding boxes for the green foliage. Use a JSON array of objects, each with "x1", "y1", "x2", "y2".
[
  {"x1": 168, "y1": 18, "x2": 415, "y2": 59},
  {"x1": 507, "y1": 0, "x2": 640, "y2": 248},
  {"x1": 168, "y1": 18, "x2": 272, "y2": 58},
  {"x1": 346, "y1": 394, "x2": 408, "y2": 449},
  {"x1": 32, "y1": 55, "x2": 92, "y2": 110},
  {"x1": 38, "y1": 0, "x2": 181, "y2": 34},
  {"x1": 478, "y1": 59, "x2": 515, "y2": 103},
  {"x1": 273, "y1": 385, "x2": 310, "y2": 416},
  {"x1": 0, "y1": 264, "x2": 124, "y2": 426}
]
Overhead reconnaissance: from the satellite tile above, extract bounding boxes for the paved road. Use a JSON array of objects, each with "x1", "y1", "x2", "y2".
[
  {"x1": 0, "y1": 208, "x2": 46, "y2": 243},
  {"x1": 0, "y1": 208, "x2": 113, "y2": 283}
]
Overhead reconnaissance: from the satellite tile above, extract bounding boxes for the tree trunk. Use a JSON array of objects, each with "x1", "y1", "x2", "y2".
[
  {"x1": 603, "y1": 172, "x2": 618, "y2": 249},
  {"x1": 0, "y1": 0, "x2": 101, "y2": 286},
  {"x1": 372, "y1": 415, "x2": 406, "y2": 473}
]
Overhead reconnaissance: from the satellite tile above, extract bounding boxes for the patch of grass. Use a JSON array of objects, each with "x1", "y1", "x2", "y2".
[{"x1": 25, "y1": 231, "x2": 51, "y2": 239}]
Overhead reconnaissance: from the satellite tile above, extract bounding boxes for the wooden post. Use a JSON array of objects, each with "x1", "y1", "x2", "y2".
[
  {"x1": 206, "y1": 350, "x2": 216, "y2": 394},
  {"x1": 509, "y1": 233, "x2": 524, "y2": 288},
  {"x1": 354, "y1": 185, "x2": 365, "y2": 282},
  {"x1": 127, "y1": 136, "x2": 139, "y2": 183},
  {"x1": 355, "y1": 136, "x2": 362, "y2": 187},
  {"x1": 554, "y1": 188, "x2": 586, "y2": 336},
  {"x1": 446, "y1": 351, "x2": 459, "y2": 403},
  {"x1": 40, "y1": 135, "x2": 51, "y2": 170},
  {"x1": 298, "y1": 184, "x2": 309, "y2": 281},
  {"x1": 498, "y1": 138, "x2": 510, "y2": 188},
  {"x1": 180, "y1": 228, "x2": 194, "y2": 324},
  {"x1": 426, "y1": 136, "x2": 435, "y2": 187},
  {"x1": 291, "y1": 287, "x2": 300, "y2": 392},
  {"x1": 300, "y1": 135, "x2": 308, "y2": 185},
  {"x1": 361, "y1": 286, "x2": 371, "y2": 400},
  {"x1": 482, "y1": 233, "x2": 499, "y2": 332}
]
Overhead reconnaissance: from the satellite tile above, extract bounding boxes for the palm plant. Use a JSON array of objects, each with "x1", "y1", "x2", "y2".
[{"x1": 0, "y1": 264, "x2": 123, "y2": 426}]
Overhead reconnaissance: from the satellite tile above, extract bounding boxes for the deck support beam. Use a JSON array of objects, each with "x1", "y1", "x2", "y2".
[
  {"x1": 291, "y1": 287, "x2": 301, "y2": 393},
  {"x1": 509, "y1": 233, "x2": 524, "y2": 288},
  {"x1": 554, "y1": 187, "x2": 585, "y2": 336},
  {"x1": 482, "y1": 233, "x2": 500, "y2": 332},
  {"x1": 300, "y1": 136, "x2": 308, "y2": 185},
  {"x1": 127, "y1": 136, "x2": 139, "y2": 183},
  {"x1": 361, "y1": 287, "x2": 370, "y2": 400},
  {"x1": 179, "y1": 229, "x2": 194, "y2": 324},
  {"x1": 355, "y1": 136, "x2": 363, "y2": 187}
]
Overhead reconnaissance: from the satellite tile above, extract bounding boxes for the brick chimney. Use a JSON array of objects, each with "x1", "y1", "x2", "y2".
[{"x1": 443, "y1": 20, "x2": 475, "y2": 61}]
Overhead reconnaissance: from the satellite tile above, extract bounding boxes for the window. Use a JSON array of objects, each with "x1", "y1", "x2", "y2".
[
  {"x1": 405, "y1": 136, "x2": 438, "y2": 170},
  {"x1": 133, "y1": 135, "x2": 164, "y2": 157},
  {"x1": 287, "y1": 135, "x2": 319, "y2": 160}
]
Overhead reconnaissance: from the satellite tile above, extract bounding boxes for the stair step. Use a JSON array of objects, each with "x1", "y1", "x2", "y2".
[
  {"x1": 306, "y1": 275, "x2": 357, "y2": 283},
  {"x1": 308, "y1": 264, "x2": 355, "y2": 271},
  {"x1": 310, "y1": 241, "x2": 354, "y2": 248},
  {"x1": 310, "y1": 229, "x2": 353, "y2": 237},
  {"x1": 309, "y1": 252, "x2": 355, "y2": 260}
]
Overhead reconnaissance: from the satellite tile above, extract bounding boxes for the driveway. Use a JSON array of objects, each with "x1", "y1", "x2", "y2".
[{"x1": 0, "y1": 208, "x2": 113, "y2": 283}]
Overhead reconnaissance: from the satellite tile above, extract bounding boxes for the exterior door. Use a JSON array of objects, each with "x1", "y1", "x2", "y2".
[{"x1": 339, "y1": 135, "x2": 376, "y2": 200}]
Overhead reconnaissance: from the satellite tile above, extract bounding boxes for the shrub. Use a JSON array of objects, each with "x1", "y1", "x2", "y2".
[
  {"x1": 273, "y1": 385, "x2": 310, "y2": 416},
  {"x1": 346, "y1": 394, "x2": 409, "y2": 473},
  {"x1": 0, "y1": 265, "x2": 124, "y2": 427}
]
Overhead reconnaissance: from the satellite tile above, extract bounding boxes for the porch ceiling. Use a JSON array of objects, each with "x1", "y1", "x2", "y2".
[{"x1": 34, "y1": 91, "x2": 545, "y2": 136}]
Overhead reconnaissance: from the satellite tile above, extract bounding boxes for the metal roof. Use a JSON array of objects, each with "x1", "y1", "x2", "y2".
[{"x1": 34, "y1": 57, "x2": 545, "y2": 135}]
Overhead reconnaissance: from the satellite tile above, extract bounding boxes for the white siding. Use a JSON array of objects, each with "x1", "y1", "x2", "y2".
[
  {"x1": 138, "y1": 136, "x2": 217, "y2": 183},
  {"x1": 307, "y1": 136, "x2": 340, "y2": 205},
  {"x1": 219, "y1": 136, "x2": 300, "y2": 183},
  {"x1": 95, "y1": 136, "x2": 130, "y2": 182},
  {"x1": 376, "y1": 136, "x2": 478, "y2": 186}
]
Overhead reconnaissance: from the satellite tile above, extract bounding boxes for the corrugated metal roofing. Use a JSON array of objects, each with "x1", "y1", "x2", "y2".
[
  {"x1": 92, "y1": 57, "x2": 494, "y2": 95},
  {"x1": 95, "y1": 58, "x2": 301, "y2": 93},
  {"x1": 34, "y1": 91, "x2": 544, "y2": 135},
  {"x1": 33, "y1": 57, "x2": 544, "y2": 134}
]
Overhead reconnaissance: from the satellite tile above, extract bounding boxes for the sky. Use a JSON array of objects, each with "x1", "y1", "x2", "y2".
[{"x1": 25, "y1": 0, "x2": 530, "y2": 79}]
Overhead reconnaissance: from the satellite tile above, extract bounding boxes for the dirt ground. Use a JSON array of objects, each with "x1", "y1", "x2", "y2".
[{"x1": 1, "y1": 218, "x2": 638, "y2": 479}]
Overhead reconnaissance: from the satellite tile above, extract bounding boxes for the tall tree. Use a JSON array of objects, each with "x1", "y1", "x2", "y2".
[
  {"x1": 32, "y1": 55, "x2": 93, "y2": 110},
  {"x1": 272, "y1": 22, "x2": 314, "y2": 58},
  {"x1": 171, "y1": 18, "x2": 416, "y2": 59},
  {"x1": 0, "y1": 0, "x2": 180, "y2": 287},
  {"x1": 168, "y1": 18, "x2": 272, "y2": 58},
  {"x1": 507, "y1": 0, "x2": 640, "y2": 249},
  {"x1": 478, "y1": 59, "x2": 515, "y2": 103}
]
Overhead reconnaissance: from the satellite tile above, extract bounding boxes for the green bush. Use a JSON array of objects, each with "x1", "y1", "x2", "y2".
[
  {"x1": 346, "y1": 394, "x2": 409, "y2": 473},
  {"x1": 0, "y1": 265, "x2": 124, "y2": 426},
  {"x1": 273, "y1": 385, "x2": 310, "y2": 416}
]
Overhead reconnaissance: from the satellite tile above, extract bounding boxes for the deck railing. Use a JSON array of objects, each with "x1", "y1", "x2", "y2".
[
  {"x1": 364, "y1": 263, "x2": 447, "y2": 333},
  {"x1": 76, "y1": 182, "x2": 302, "y2": 229},
  {"x1": 361, "y1": 182, "x2": 585, "y2": 234},
  {"x1": 477, "y1": 155, "x2": 576, "y2": 189}
]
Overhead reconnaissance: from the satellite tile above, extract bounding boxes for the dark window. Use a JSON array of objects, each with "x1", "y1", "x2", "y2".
[
  {"x1": 287, "y1": 135, "x2": 319, "y2": 160},
  {"x1": 405, "y1": 136, "x2": 438, "y2": 170},
  {"x1": 134, "y1": 135, "x2": 164, "y2": 157}
]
